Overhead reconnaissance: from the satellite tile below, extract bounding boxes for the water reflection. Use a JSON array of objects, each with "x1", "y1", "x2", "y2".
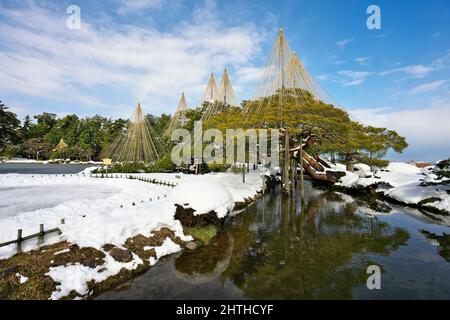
[
  {"x1": 421, "y1": 230, "x2": 450, "y2": 262},
  {"x1": 98, "y1": 181, "x2": 450, "y2": 300},
  {"x1": 198, "y1": 184, "x2": 410, "y2": 299}
]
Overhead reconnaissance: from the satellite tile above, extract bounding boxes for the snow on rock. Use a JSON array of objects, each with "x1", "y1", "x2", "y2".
[
  {"x1": 376, "y1": 162, "x2": 423, "y2": 187},
  {"x1": 384, "y1": 182, "x2": 439, "y2": 205},
  {"x1": 47, "y1": 237, "x2": 182, "y2": 300},
  {"x1": 354, "y1": 163, "x2": 371, "y2": 173},
  {"x1": 16, "y1": 273, "x2": 29, "y2": 284},
  {"x1": 171, "y1": 179, "x2": 234, "y2": 218},
  {"x1": 431, "y1": 195, "x2": 450, "y2": 213},
  {"x1": 54, "y1": 249, "x2": 71, "y2": 255},
  {"x1": 336, "y1": 162, "x2": 450, "y2": 214},
  {"x1": 338, "y1": 171, "x2": 360, "y2": 188},
  {"x1": 46, "y1": 252, "x2": 143, "y2": 300},
  {"x1": 144, "y1": 237, "x2": 181, "y2": 260},
  {"x1": 77, "y1": 166, "x2": 99, "y2": 175}
]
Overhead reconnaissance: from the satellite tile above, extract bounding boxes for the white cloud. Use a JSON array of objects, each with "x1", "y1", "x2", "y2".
[
  {"x1": 316, "y1": 74, "x2": 331, "y2": 82},
  {"x1": 116, "y1": 0, "x2": 164, "y2": 14},
  {"x1": 380, "y1": 51, "x2": 450, "y2": 78},
  {"x1": 329, "y1": 55, "x2": 346, "y2": 65},
  {"x1": 0, "y1": 1, "x2": 264, "y2": 115},
  {"x1": 430, "y1": 50, "x2": 450, "y2": 69},
  {"x1": 335, "y1": 38, "x2": 353, "y2": 48},
  {"x1": 235, "y1": 66, "x2": 265, "y2": 84},
  {"x1": 380, "y1": 65, "x2": 433, "y2": 77},
  {"x1": 409, "y1": 80, "x2": 448, "y2": 95},
  {"x1": 338, "y1": 70, "x2": 372, "y2": 86},
  {"x1": 354, "y1": 57, "x2": 371, "y2": 65},
  {"x1": 353, "y1": 102, "x2": 450, "y2": 161}
]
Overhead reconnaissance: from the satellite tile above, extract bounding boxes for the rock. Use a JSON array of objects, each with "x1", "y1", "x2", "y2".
[
  {"x1": 0, "y1": 266, "x2": 18, "y2": 278},
  {"x1": 185, "y1": 242, "x2": 199, "y2": 250},
  {"x1": 110, "y1": 248, "x2": 133, "y2": 263},
  {"x1": 102, "y1": 244, "x2": 115, "y2": 252},
  {"x1": 174, "y1": 205, "x2": 221, "y2": 227}
]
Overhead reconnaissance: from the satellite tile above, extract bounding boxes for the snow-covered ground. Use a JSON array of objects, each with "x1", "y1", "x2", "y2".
[
  {"x1": 336, "y1": 162, "x2": 450, "y2": 214},
  {"x1": 0, "y1": 170, "x2": 263, "y2": 259},
  {"x1": 0, "y1": 169, "x2": 264, "y2": 299}
]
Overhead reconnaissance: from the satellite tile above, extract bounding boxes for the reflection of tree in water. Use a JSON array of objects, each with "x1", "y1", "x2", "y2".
[
  {"x1": 174, "y1": 234, "x2": 234, "y2": 284},
  {"x1": 221, "y1": 186, "x2": 409, "y2": 299},
  {"x1": 421, "y1": 230, "x2": 450, "y2": 261}
]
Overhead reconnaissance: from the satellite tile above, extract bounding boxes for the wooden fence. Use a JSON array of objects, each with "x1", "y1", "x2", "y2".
[
  {"x1": 90, "y1": 174, "x2": 178, "y2": 188},
  {"x1": 0, "y1": 175, "x2": 178, "y2": 255},
  {"x1": 0, "y1": 219, "x2": 65, "y2": 253}
]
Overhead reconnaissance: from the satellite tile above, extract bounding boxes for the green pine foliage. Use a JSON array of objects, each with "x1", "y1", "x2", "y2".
[
  {"x1": 204, "y1": 90, "x2": 408, "y2": 168},
  {"x1": 0, "y1": 92, "x2": 411, "y2": 169}
]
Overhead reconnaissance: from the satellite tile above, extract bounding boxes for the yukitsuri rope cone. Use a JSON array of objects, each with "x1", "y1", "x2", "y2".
[
  {"x1": 202, "y1": 69, "x2": 238, "y2": 122},
  {"x1": 242, "y1": 28, "x2": 335, "y2": 128},
  {"x1": 201, "y1": 73, "x2": 219, "y2": 104},
  {"x1": 165, "y1": 92, "x2": 189, "y2": 138},
  {"x1": 101, "y1": 103, "x2": 168, "y2": 163}
]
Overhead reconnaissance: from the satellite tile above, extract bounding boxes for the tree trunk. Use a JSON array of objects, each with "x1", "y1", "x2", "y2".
[{"x1": 290, "y1": 144, "x2": 345, "y2": 184}]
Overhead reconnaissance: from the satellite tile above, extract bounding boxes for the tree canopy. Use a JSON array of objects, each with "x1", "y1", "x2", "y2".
[
  {"x1": 0, "y1": 100, "x2": 169, "y2": 161},
  {"x1": 203, "y1": 90, "x2": 408, "y2": 167},
  {"x1": 0, "y1": 93, "x2": 407, "y2": 169}
]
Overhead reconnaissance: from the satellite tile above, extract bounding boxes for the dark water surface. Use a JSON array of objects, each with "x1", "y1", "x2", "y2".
[
  {"x1": 0, "y1": 163, "x2": 94, "y2": 174},
  {"x1": 96, "y1": 182, "x2": 450, "y2": 300}
]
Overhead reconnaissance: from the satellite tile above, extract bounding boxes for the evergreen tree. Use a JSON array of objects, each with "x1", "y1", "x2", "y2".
[
  {"x1": 21, "y1": 115, "x2": 33, "y2": 141},
  {"x1": 0, "y1": 100, "x2": 21, "y2": 152}
]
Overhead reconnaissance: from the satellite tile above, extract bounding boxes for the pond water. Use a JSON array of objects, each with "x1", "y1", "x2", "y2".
[
  {"x1": 97, "y1": 181, "x2": 450, "y2": 300},
  {"x1": 0, "y1": 163, "x2": 94, "y2": 174}
]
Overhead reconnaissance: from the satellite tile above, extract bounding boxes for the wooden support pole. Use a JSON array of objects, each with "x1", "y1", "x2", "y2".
[
  {"x1": 38, "y1": 224, "x2": 44, "y2": 245},
  {"x1": 293, "y1": 155, "x2": 298, "y2": 183},
  {"x1": 283, "y1": 131, "x2": 290, "y2": 194},
  {"x1": 59, "y1": 219, "x2": 64, "y2": 235},
  {"x1": 17, "y1": 229, "x2": 22, "y2": 254},
  {"x1": 290, "y1": 158, "x2": 295, "y2": 193},
  {"x1": 299, "y1": 136, "x2": 305, "y2": 202},
  {"x1": 262, "y1": 174, "x2": 266, "y2": 195}
]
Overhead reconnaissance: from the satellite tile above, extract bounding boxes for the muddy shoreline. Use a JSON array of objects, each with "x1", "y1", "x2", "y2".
[
  {"x1": 2, "y1": 174, "x2": 445, "y2": 300},
  {"x1": 333, "y1": 183, "x2": 450, "y2": 217},
  {"x1": 0, "y1": 189, "x2": 262, "y2": 300}
]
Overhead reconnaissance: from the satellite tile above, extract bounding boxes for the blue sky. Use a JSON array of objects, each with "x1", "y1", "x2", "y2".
[{"x1": 0, "y1": 0, "x2": 449, "y2": 161}]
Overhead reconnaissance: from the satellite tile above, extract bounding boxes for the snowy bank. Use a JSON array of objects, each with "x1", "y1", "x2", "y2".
[
  {"x1": 335, "y1": 162, "x2": 450, "y2": 214},
  {"x1": 172, "y1": 180, "x2": 234, "y2": 218},
  {"x1": 0, "y1": 170, "x2": 264, "y2": 299}
]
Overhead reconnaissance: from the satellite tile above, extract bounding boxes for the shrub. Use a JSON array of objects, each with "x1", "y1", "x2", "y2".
[{"x1": 207, "y1": 163, "x2": 229, "y2": 172}]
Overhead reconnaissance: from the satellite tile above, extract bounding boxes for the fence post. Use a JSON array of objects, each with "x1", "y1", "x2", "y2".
[
  {"x1": 38, "y1": 224, "x2": 44, "y2": 245},
  {"x1": 17, "y1": 229, "x2": 22, "y2": 254},
  {"x1": 59, "y1": 219, "x2": 65, "y2": 235}
]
